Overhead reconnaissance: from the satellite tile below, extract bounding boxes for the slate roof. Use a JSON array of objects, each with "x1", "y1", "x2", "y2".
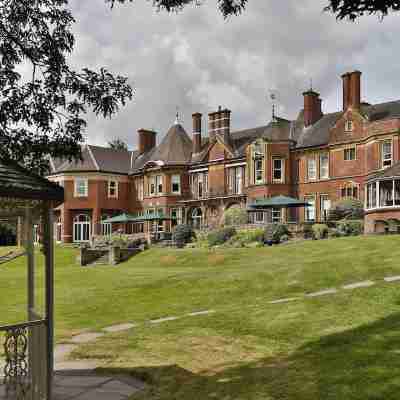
[
  {"x1": 131, "y1": 123, "x2": 193, "y2": 172},
  {"x1": 49, "y1": 145, "x2": 138, "y2": 175},
  {"x1": 366, "y1": 162, "x2": 400, "y2": 182},
  {"x1": 0, "y1": 158, "x2": 64, "y2": 201}
]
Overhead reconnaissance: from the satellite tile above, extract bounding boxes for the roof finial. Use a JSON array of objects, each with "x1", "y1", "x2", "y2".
[
  {"x1": 310, "y1": 77, "x2": 313, "y2": 91},
  {"x1": 175, "y1": 106, "x2": 180, "y2": 125},
  {"x1": 268, "y1": 90, "x2": 278, "y2": 123}
]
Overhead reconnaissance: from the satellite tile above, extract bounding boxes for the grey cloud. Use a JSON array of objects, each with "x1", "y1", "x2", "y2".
[{"x1": 69, "y1": 0, "x2": 400, "y2": 149}]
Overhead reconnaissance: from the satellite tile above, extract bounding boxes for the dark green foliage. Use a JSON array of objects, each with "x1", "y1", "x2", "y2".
[
  {"x1": 336, "y1": 219, "x2": 364, "y2": 236},
  {"x1": 207, "y1": 227, "x2": 236, "y2": 247},
  {"x1": 328, "y1": 198, "x2": 364, "y2": 221},
  {"x1": 0, "y1": 0, "x2": 132, "y2": 173},
  {"x1": 108, "y1": 0, "x2": 248, "y2": 18},
  {"x1": 108, "y1": 138, "x2": 128, "y2": 151},
  {"x1": 173, "y1": 224, "x2": 195, "y2": 248},
  {"x1": 264, "y1": 224, "x2": 290, "y2": 244},
  {"x1": 302, "y1": 223, "x2": 314, "y2": 239},
  {"x1": 312, "y1": 224, "x2": 329, "y2": 240},
  {"x1": 324, "y1": 0, "x2": 400, "y2": 21},
  {"x1": 110, "y1": 0, "x2": 399, "y2": 21},
  {"x1": 223, "y1": 207, "x2": 248, "y2": 226}
]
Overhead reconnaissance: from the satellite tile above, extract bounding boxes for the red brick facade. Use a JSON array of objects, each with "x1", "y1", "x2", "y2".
[{"x1": 48, "y1": 70, "x2": 400, "y2": 241}]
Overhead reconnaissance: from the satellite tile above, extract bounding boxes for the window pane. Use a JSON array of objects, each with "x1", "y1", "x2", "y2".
[
  {"x1": 273, "y1": 159, "x2": 282, "y2": 181},
  {"x1": 307, "y1": 159, "x2": 316, "y2": 180},
  {"x1": 320, "y1": 153, "x2": 329, "y2": 179},
  {"x1": 305, "y1": 197, "x2": 315, "y2": 221},
  {"x1": 379, "y1": 180, "x2": 393, "y2": 207}
]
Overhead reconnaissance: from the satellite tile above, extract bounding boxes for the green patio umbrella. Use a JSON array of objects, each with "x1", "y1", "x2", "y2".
[
  {"x1": 248, "y1": 195, "x2": 310, "y2": 209},
  {"x1": 101, "y1": 213, "x2": 137, "y2": 223}
]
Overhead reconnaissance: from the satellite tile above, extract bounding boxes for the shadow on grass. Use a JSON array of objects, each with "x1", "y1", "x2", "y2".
[{"x1": 94, "y1": 312, "x2": 400, "y2": 400}]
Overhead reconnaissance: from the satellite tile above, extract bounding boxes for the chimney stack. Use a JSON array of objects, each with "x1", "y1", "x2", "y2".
[
  {"x1": 220, "y1": 108, "x2": 231, "y2": 144},
  {"x1": 208, "y1": 109, "x2": 218, "y2": 142},
  {"x1": 192, "y1": 112, "x2": 202, "y2": 154},
  {"x1": 303, "y1": 90, "x2": 322, "y2": 127},
  {"x1": 342, "y1": 70, "x2": 362, "y2": 111},
  {"x1": 138, "y1": 129, "x2": 157, "y2": 155}
]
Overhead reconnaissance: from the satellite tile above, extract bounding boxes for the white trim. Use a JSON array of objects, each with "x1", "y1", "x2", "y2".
[
  {"x1": 86, "y1": 145, "x2": 100, "y2": 171},
  {"x1": 225, "y1": 162, "x2": 246, "y2": 168},
  {"x1": 74, "y1": 178, "x2": 88, "y2": 197},
  {"x1": 189, "y1": 168, "x2": 209, "y2": 173}
]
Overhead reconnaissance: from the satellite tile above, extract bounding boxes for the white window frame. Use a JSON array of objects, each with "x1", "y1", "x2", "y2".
[
  {"x1": 345, "y1": 120, "x2": 354, "y2": 132},
  {"x1": 149, "y1": 176, "x2": 156, "y2": 196},
  {"x1": 73, "y1": 214, "x2": 91, "y2": 242},
  {"x1": 304, "y1": 195, "x2": 316, "y2": 222},
  {"x1": 271, "y1": 208, "x2": 281, "y2": 223},
  {"x1": 171, "y1": 174, "x2": 181, "y2": 194},
  {"x1": 171, "y1": 207, "x2": 182, "y2": 226},
  {"x1": 74, "y1": 178, "x2": 88, "y2": 197},
  {"x1": 319, "y1": 153, "x2": 329, "y2": 180},
  {"x1": 156, "y1": 175, "x2": 163, "y2": 195},
  {"x1": 341, "y1": 185, "x2": 359, "y2": 199},
  {"x1": 107, "y1": 180, "x2": 118, "y2": 199},
  {"x1": 381, "y1": 140, "x2": 392, "y2": 169},
  {"x1": 254, "y1": 159, "x2": 264, "y2": 184},
  {"x1": 344, "y1": 147, "x2": 356, "y2": 161},
  {"x1": 272, "y1": 158, "x2": 284, "y2": 183},
  {"x1": 255, "y1": 211, "x2": 265, "y2": 224},
  {"x1": 137, "y1": 179, "x2": 144, "y2": 201},
  {"x1": 319, "y1": 194, "x2": 331, "y2": 221},
  {"x1": 307, "y1": 158, "x2": 317, "y2": 181}
]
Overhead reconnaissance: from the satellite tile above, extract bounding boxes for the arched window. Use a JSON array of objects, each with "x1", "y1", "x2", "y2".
[
  {"x1": 73, "y1": 214, "x2": 91, "y2": 242},
  {"x1": 191, "y1": 208, "x2": 203, "y2": 229}
]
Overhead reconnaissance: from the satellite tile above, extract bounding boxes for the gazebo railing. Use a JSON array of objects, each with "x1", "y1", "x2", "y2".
[{"x1": 1, "y1": 318, "x2": 48, "y2": 400}]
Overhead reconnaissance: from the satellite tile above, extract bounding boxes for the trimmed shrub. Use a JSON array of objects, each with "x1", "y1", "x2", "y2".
[
  {"x1": 312, "y1": 224, "x2": 329, "y2": 240},
  {"x1": 336, "y1": 219, "x2": 364, "y2": 236},
  {"x1": 227, "y1": 228, "x2": 264, "y2": 248},
  {"x1": 207, "y1": 227, "x2": 237, "y2": 247},
  {"x1": 173, "y1": 224, "x2": 195, "y2": 248},
  {"x1": 223, "y1": 207, "x2": 248, "y2": 226},
  {"x1": 263, "y1": 224, "x2": 290, "y2": 244},
  {"x1": 328, "y1": 198, "x2": 364, "y2": 221},
  {"x1": 302, "y1": 223, "x2": 314, "y2": 239}
]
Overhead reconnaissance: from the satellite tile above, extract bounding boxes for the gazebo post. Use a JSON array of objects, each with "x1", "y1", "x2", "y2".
[{"x1": 43, "y1": 201, "x2": 54, "y2": 399}]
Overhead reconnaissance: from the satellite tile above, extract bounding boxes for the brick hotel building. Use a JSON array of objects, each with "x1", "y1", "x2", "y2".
[{"x1": 47, "y1": 70, "x2": 400, "y2": 242}]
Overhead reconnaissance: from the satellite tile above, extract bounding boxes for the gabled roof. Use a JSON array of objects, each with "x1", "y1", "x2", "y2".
[
  {"x1": 131, "y1": 123, "x2": 192, "y2": 172},
  {"x1": 49, "y1": 145, "x2": 138, "y2": 175},
  {"x1": 294, "y1": 100, "x2": 400, "y2": 149},
  {"x1": 0, "y1": 158, "x2": 64, "y2": 201}
]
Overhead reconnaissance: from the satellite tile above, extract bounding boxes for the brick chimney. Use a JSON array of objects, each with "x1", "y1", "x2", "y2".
[
  {"x1": 303, "y1": 90, "x2": 322, "y2": 127},
  {"x1": 192, "y1": 112, "x2": 202, "y2": 154},
  {"x1": 220, "y1": 108, "x2": 231, "y2": 144},
  {"x1": 138, "y1": 129, "x2": 157, "y2": 155},
  {"x1": 208, "y1": 109, "x2": 219, "y2": 142},
  {"x1": 342, "y1": 70, "x2": 361, "y2": 111}
]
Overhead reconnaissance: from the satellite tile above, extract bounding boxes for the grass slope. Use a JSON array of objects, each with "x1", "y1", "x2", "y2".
[{"x1": 1, "y1": 236, "x2": 400, "y2": 398}]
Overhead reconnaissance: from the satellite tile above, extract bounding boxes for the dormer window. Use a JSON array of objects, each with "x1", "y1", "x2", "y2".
[{"x1": 345, "y1": 120, "x2": 354, "y2": 132}]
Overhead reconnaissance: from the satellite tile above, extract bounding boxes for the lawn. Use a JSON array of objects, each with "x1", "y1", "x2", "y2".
[{"x1": 2, "y1": 236, "x2": 400, "y2": 398}]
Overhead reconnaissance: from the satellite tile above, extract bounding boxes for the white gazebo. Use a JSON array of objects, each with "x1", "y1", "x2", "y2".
[{"x1": 0, "y1": 158, "x2": 63, "y2": 400}]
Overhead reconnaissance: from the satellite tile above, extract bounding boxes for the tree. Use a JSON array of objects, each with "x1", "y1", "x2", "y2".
[
  {"x1": 111, "y1": 0, "x2": 400, "y2": 20},
  {"x1": 324, "y1": 0, "x2": 400, "y2": 21},
  {"x1": 0, "y1": 0, "x2": 133, "y2": 174},
  {"x1": 108, "y1": 138, "x2": 128, "y2": 151}
]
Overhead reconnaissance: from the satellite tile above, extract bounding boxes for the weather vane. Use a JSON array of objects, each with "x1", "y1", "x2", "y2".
[
  {"x1": 268, "y1": 89, "x2": 278, "y2": 122},
  {"x1": 175, "y1": 106, "x2": 180, "y2": 125}
]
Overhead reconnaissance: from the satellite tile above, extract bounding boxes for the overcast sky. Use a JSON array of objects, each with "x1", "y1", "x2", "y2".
[{"x1": 69, "y1": 0, "x2": 400, "y2": 149}]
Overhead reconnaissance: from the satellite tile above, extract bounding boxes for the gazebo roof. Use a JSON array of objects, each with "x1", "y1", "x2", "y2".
[
  {"x1": 133, "y1": 213, "x2": 176, "y2": 222},
  {"x1": 0, "y1": 158, "x2": 64, "y2": 201},
  {"x1": 249, "y1": 195, "x2": 310, "y2": 209},
  {"x1": 102, "y1": 212, "x2": 177, "y2": 224}
]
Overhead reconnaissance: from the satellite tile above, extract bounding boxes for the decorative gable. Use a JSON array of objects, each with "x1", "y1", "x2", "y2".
[{"x1": 329, "y1": 109, "x2": 366, "y2": 144}]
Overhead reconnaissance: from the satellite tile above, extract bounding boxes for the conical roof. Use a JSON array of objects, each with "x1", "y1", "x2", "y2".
[{"x1": 150, "y1": 123, "x2": 192, "y2": 164}]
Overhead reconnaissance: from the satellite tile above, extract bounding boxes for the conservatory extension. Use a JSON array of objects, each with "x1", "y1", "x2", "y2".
[{"x1": 364, "y1": 162, "x2": 400, "y2": 233}]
